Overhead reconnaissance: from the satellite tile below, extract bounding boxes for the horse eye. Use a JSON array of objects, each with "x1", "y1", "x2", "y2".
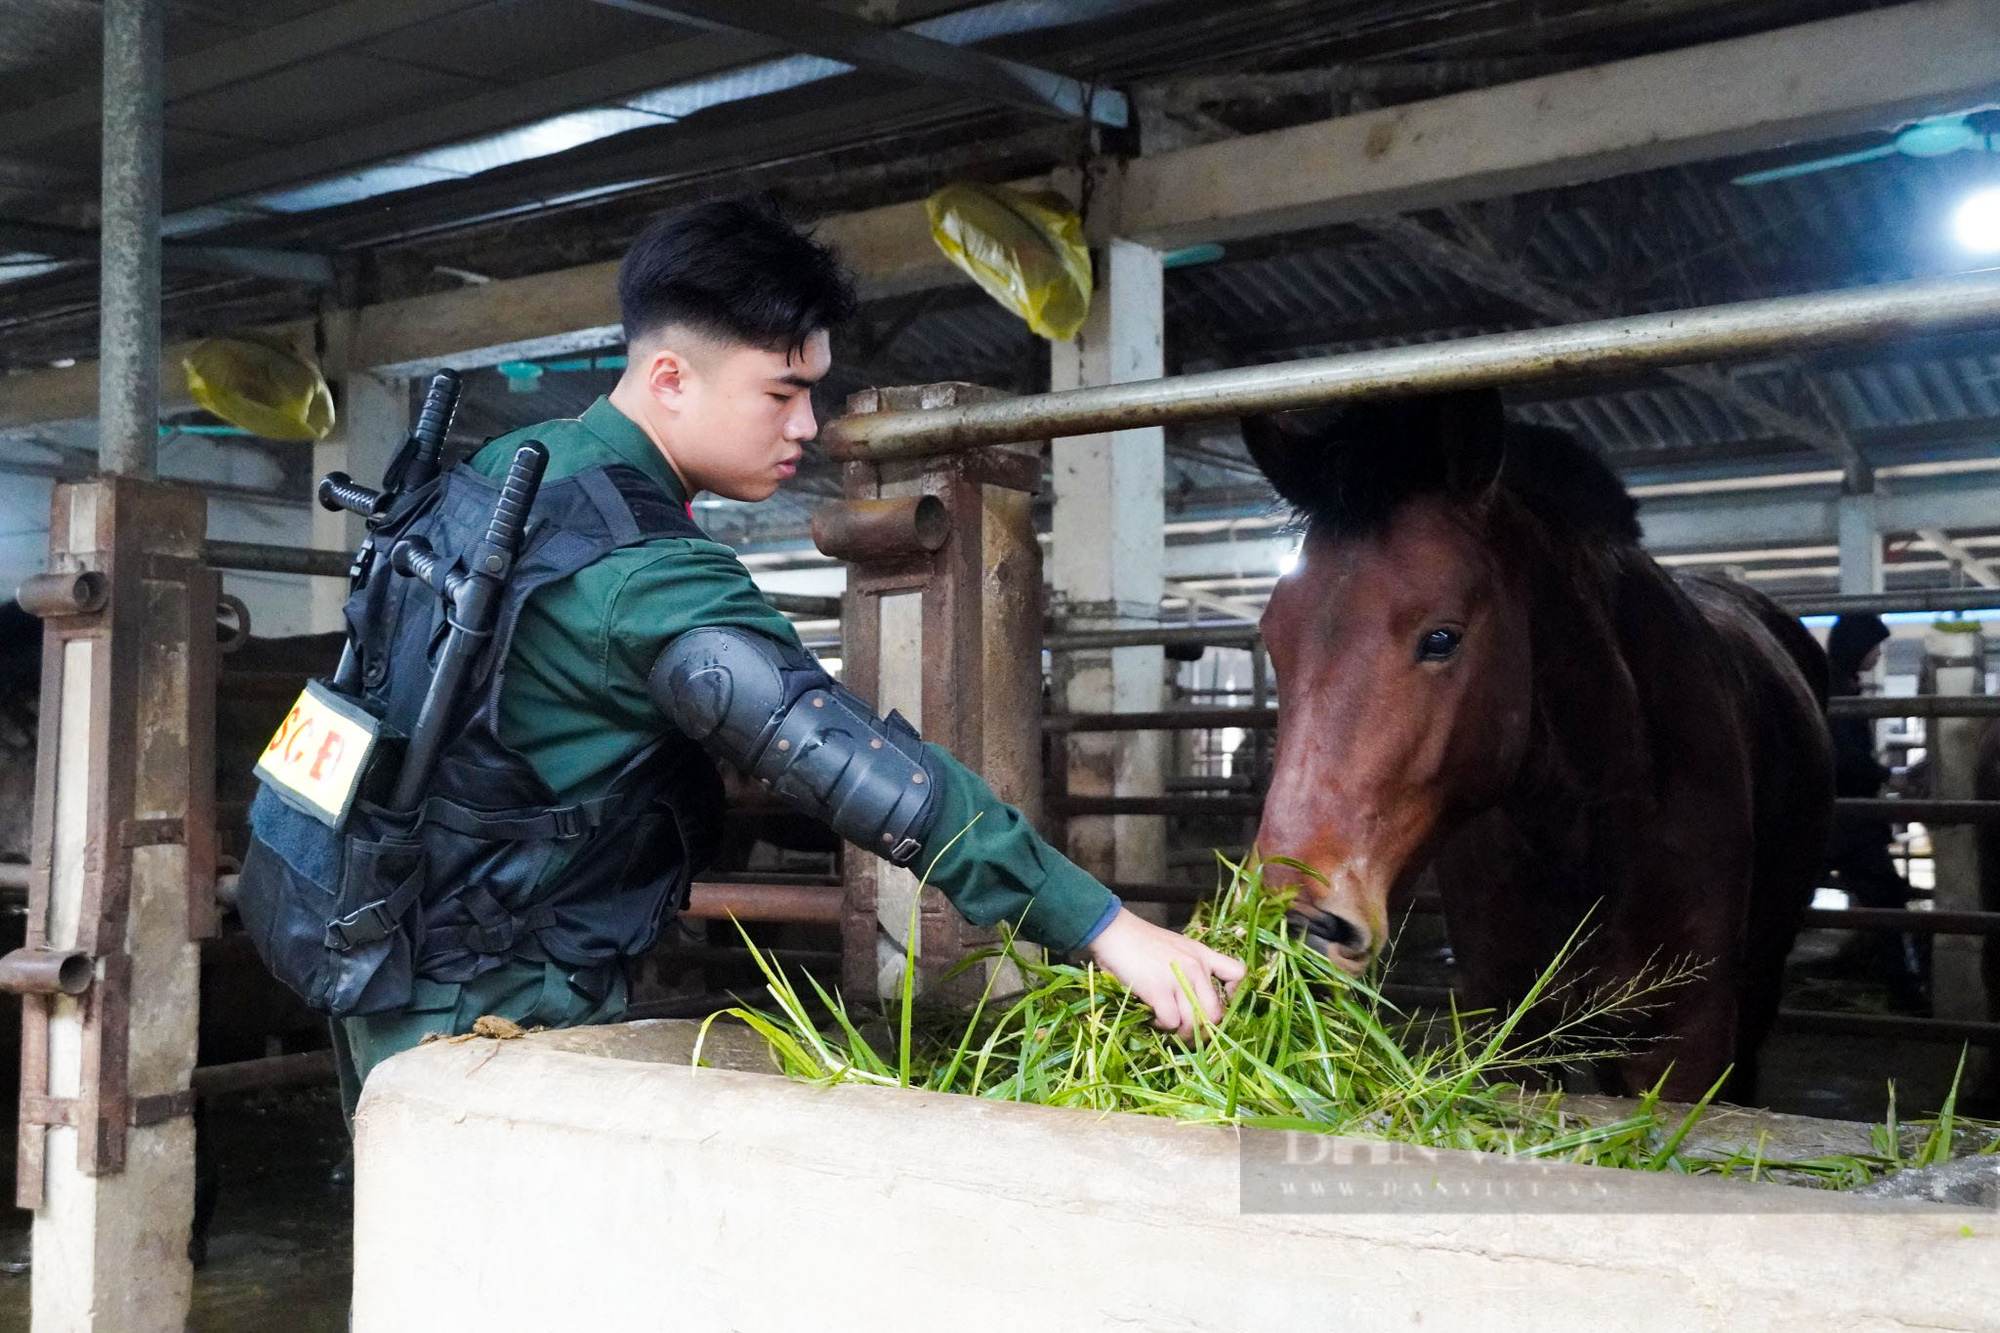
[{"x1": 1418, "y1": 627, "x2": 1462, "y2": 662}]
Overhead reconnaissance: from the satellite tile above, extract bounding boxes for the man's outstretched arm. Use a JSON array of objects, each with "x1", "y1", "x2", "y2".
[{"x1": 647, "y1": 621, "x2": 1243, "y2": 1037}]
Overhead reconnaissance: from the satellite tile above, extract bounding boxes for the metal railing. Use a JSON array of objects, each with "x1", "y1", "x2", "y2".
[
  {"x1": 825, "y1": 272, "x2": 2000, "y2": 461},
  {"x1": 1047, "y1": 697, "x2": 2000, "y2": 730}
]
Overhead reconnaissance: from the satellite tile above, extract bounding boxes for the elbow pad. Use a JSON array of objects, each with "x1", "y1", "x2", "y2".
[{"x1": 650, "y1": 627, "x2": 940, "y2": 866}]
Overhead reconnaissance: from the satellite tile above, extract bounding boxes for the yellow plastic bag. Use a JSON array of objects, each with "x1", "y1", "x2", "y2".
[
  {"x1": 182, "y1": 334, "x2": 336, "y2": 442},
  {"x1": 925, "y1": 183, "x2": 1093, "y2": 342}
]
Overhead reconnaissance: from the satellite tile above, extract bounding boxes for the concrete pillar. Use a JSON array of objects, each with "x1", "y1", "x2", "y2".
[
  {"x1": 1049, "y1": 238, "x2": 1166, "y2": 890},
  {"x1": 21, "y1": 481, "x2": 213, "y2": 1332},
  {"x1": 1837, "y1": 491, "x2": 1883, "y2": 595},
  {"x1": 310, "y1": 372, "x2": 405, "y2": 632}
]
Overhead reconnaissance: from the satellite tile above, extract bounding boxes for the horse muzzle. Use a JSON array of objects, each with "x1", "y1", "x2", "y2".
[{"x1": 1288, "y1": 905, "x2": 1375, "y2": 975}]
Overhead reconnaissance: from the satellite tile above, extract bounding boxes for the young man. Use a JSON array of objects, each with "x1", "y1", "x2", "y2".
[{"x1": 330, "y1": 200, "x2": 1243, "y2": 1107}]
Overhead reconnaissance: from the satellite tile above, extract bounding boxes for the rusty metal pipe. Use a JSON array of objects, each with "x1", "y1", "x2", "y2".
[
  {"x1": 826, "y1": 272, "x2": 2000, "y2": 460},
  {"x1": 1048, "y1": 698, "x2": 2000, "y2": 727},
  {"x1": 762, "y1": 592, "x2": 843, "y2": 619},
  {"x1": 682, "y1": 881, "x2": 844, "y2": 925},
  {"x1": 1045, "y1": 708, "x2": 1277, "y2": 733},
  {"x1": 1056, "y1": 795, "x2": 1264, "y2": 817},
  {"x1": 0, "y1": 946, "x2": 94, "y2": 996},
  {"x1": 202, "y1": 540, "x2": 351, "y2": 578},
  {"x1": 1044, "y1": 624, "x2": 1261, "y2": 653},
  {"x1": 1043, "y1": 595, "x2": 1996, "y2": 656},
  {"x1": 1803, "y1": 906, "x2": 2000, "y2": 937},
  {"x1": 191, "y1": 1049, "x2": 335, "y2": 1097},
  {"x1": 812, "y1": 495, "x2": 952, "y2": 563},
  {"x1": 1829, "y1": 695, "x2": 2000, "y2": 718},
  {"x1": 16, "y1": 570, "x2": 108, "y2": 617}
]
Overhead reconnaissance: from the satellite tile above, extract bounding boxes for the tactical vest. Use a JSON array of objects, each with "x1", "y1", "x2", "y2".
[{"x1": 236, "y1": 456, "x2": 724, "y2": 1017}]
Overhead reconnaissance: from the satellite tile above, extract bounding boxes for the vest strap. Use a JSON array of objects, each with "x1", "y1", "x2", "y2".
[
  {"x1": 423, "y1": 892, "x2": 560, "y2": 958},
  {"x1": 576, "y1": 466, "x2": 643, "y2": 546},
  {"x1": 324, "y1": 867, "x2": 426, "y2": 952},
  {"x1": 417, "y1": 792, "x2": 636, "y2": 842}
]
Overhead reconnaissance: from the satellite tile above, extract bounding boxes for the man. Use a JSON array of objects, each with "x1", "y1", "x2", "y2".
[
  {"x1": 1825, "y1": 613, "x2": 1929, "y2": 1015},
  {"x1": 328, "y1": 199, "x2": 1244, "y2": 1109}
]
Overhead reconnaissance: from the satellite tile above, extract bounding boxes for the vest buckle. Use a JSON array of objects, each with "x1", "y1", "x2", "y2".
[{"x1": 325, "y1": 899, "x2": 397, "y2": 951}]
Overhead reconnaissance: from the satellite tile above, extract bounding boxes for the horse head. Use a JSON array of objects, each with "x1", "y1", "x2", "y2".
[{"x1": 1241, "y1": 390, "x2": 1639, "y2": 973}]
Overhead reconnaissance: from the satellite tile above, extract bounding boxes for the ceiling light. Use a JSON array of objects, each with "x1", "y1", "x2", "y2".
[{"x1": 1952, "y1": 186, "x2": 2000, "y2": 253}]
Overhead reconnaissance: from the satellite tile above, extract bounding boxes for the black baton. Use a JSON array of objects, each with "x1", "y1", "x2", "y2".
[{"x1": 386, "y1": 441, "x2": 548, "y2": 811}]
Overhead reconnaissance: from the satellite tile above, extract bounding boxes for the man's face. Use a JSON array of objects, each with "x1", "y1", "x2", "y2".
[{"x1": 637, "y1": 327, "x2": 831, "y2": 502}]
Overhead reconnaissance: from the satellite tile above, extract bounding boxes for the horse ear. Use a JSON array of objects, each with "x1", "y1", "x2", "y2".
[
  {"x1": 1241, "y1": 406, "x2": 1342, "y2": 512},
  {"x1": 1437, "y1": 389, "x2": 1507, "y2": 498}
]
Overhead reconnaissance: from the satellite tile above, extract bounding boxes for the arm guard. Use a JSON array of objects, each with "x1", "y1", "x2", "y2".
[{"x1": 650, "y1": 627, "x2": 941, "y2": 866}]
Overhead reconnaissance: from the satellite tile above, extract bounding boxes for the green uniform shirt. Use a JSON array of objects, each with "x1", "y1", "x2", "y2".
[{"x1": 467, "y1": 397, "x2": 1119, "y2": 953}]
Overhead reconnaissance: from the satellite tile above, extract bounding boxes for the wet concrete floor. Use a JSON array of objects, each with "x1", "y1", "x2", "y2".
[{"x1": 0, "y1": 1086, "x2": 351, "y2": 1331}]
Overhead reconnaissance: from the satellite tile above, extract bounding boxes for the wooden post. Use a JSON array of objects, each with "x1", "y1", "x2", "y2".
[
  {"x1": 13, "y1": 478, "x2": 214, "y2": 1331},
  {"x1": 822, "y1": 384, "x2": 1045, "y2": 1002}
]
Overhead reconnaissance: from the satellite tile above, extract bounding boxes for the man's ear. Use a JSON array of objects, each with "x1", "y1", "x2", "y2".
[{"x1": 641, "y1": 343, "x2": 696, "y2": 408}]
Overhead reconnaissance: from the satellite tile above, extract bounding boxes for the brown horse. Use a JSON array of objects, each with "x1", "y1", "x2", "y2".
[{"x1": 1243, "y1": 391, "x2": 1832, "y2": 1103}]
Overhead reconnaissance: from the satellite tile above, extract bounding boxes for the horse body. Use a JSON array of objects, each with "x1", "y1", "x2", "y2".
[{"x1": 1245, "y1": 393, "x2": 1831, "y2": 1102}]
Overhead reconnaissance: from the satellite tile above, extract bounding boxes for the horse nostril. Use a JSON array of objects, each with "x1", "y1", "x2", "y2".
[{"x1": 1291, "y1": 907, "x2": 1371, "y2": 958}]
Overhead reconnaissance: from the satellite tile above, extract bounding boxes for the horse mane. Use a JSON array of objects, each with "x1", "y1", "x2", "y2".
[{"x1": 1240, "y1": 390, "x2": 1640, "y2": 545}]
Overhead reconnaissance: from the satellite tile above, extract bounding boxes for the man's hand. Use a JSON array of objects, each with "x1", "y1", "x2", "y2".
[{"x1": 1084, "y1": 907, "x2": 1247, "y2": 1041}]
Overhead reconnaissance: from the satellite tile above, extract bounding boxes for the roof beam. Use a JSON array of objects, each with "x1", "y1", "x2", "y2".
[
  {"x1": 1142, "y1": 58, "x2": 1583, "y2": 108},
  {"x1": 10, "y1": 0, "x2": 2000, "y2": 424},
  {"x1": 588, "y1": 0, "x2": 1127, "y2": 127},
  {"x1": 158, "y1": 0, "x2": 1009, "y2": 212},
  {"x1": 0, "y1": 219, "x2": 332, "y2": 285},
  {"x1": 1110, "y1": 0, "x2": 2000, "y2": 248},
  {"x1": 1917, "y1": 527, "x2": 2000, "y2": 588},
  {"x1": 1164, "y1": 579, "x2": 1269, "y2": 622},
  {"x1": 359, "y1": 0, "x2": 2000, "y2": 361},
  {"x1": 0, "y1": 0, "x2": 492, "y2": 152}
]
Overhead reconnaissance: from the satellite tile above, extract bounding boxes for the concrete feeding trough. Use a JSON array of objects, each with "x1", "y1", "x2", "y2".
[{"x1": 353, "y1": 1020, "x2": 1998, "y2": 1332}]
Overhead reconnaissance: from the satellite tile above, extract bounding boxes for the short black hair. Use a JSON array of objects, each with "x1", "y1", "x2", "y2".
[{"x1": 617, "y1": 197, "x2": 857, "y2": 353}]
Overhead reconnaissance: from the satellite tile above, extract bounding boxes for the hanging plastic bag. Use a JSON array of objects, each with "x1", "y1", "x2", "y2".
[
  {"x1": 925, "y1": 183, "x2": 1093, "y2": 342},
  {"x1": 183, "y1": 333, "x2": 336, "y2": 441}
]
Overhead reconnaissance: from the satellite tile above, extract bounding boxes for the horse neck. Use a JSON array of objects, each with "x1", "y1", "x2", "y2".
[{"x1": 1506, "y1": 528, "x2": 1663, "y2": 844}]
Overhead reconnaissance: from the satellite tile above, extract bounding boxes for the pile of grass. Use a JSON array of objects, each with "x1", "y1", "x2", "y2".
[{"x1": 699, "y1": 856, "x2": 1993, "y2": 1189}]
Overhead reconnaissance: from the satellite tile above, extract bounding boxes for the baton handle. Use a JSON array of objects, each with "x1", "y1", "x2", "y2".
[
  {"x1": 317, "y1": 472, "x2": 384, "y2": 518},
  {"x1": 406, "y1": 370, "x2": 461, "y2": 490}
]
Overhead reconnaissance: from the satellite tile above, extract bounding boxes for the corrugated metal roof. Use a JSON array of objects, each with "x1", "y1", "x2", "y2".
[{"x1": 829, "y1": 145, "x2": 2000, "y2": 480}]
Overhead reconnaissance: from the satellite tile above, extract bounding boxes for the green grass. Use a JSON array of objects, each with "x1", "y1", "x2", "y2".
[{"x1": 698, "y1": 855, "x2": 1996, "y2": 1190}]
